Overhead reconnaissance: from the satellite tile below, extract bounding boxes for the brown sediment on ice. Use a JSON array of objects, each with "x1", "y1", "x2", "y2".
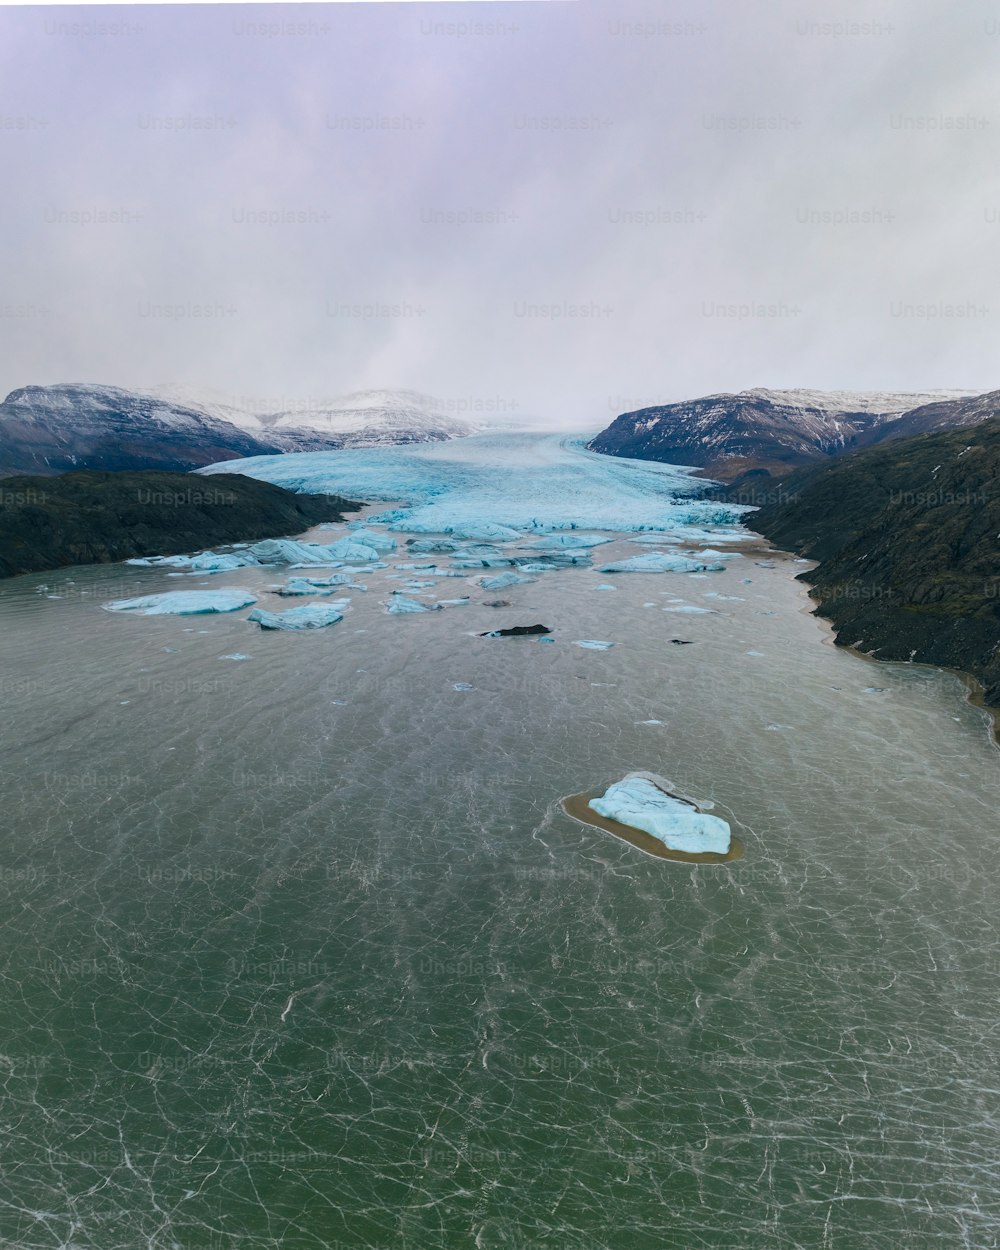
[{"x1": 561, "y1": 788, "x2": 744, "y2": 864}]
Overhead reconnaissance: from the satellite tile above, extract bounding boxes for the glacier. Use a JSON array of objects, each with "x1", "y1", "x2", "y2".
[
  {"x1": 197, "y1": 431, "x2": 751, "y2": 537},
  {"x1": 104, "y1": 589, "x2": 257, "y2": 615},
  {"x1": 589, "y1": 775, "x2": 732, "y2": 855}
]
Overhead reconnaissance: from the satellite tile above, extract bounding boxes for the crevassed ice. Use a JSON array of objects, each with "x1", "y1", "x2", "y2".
[{"x1": 198, "y1": 431, "x2": 751, "y2": 537}]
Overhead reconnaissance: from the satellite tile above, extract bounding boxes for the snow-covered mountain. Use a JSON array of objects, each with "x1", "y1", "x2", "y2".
[
  {"x1": 0, "y1": 383, "x2": 482, "y2": 477},
  {"x1": 0, "y1": 383, "x2": 285, "y2": 477},
  {"x1": 588, "y1": 387, "x2": 978, "y2": 481}
]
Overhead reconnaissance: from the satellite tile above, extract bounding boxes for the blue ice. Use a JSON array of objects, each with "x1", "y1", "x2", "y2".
[
  {"x1": 126, "y1": 551, "x2": 256, "y2": 573},
  {"x1": 479, "y1": 571, "x2": 534, "y2": 590},
  {"x1": 104, "y1": 589, "x2": 257, "y2": 615},
  {"x1": 589, "y1": 774, "x2": 731, "y2": 855},
  {"x1": 247, "y1": 602, "x2": 348, "y2": 630},
  {"x1": 599, "y1": 553, "x2": 725, "y2": 574},
  {"x1": 385, "y1": 596, "x2": 442, "y2": 614},
  {"x1": 574, "y1": 640, "x2": 615, "y2": 650},
  {"x1": 197, "y1": 431, "x2": 751, "y2": 538}
]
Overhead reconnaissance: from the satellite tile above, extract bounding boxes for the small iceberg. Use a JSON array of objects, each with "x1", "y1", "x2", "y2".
[
  {"x1": 104, "y1": 589, "x2": 257, "y2": 615},
  {"x1": 573, "y1": 640, "x2": 614, "y2": 650},
  {"x1": 345, "y1": 527, "x2": 396, "y2": 552},
  {"x1": 248, "y1": 603, "x2": 346, "y2": 630},
  {"x1": 479, "y1": 571, "x2": 534, "y2": 590},
  {"x1": 593, "y1": 584, "x2": 617, "y2": 592},
  {"x1": 220, "y1": 653, "x2": 252, "y2": 661},
  {"x1": 588, "y1": 774, "x2": 731, "y2": 855},
  {"x1": 599, "y1": 553, "x2": 724, "y2": 574},
  {"x1": 662, "y1": 605, "x2": 714, "y2": 614},
  {"x1": 385, "y1": 596, "x2": 442, "y2": 614},
  {"x1": 247, "y1": 539, "x2": 335, "y2": 565},
  {"x1": 126, "y1": 551, "x2": 257, "y2": 573},
  {"x1": 521, "y1": 533, "x2": 613, "y2": 550}
]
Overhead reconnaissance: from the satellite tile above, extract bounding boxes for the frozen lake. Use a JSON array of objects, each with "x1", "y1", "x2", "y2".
[{"x1": 1, "y1": 432, "x2": 999, "y2": 1249}]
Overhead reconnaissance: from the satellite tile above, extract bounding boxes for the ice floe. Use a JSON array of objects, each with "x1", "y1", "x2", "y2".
[
  {"x1": 574, "y1": 640, "x2": 615, "y2": 650},
  {"x1": 385, "y1": 596, "x2": 442, "y2": 614},
  {"x1": 104, "y1": 589, "x2": 257, "y2": 615},
  {"x1": 479, "y1": 571, "x2": 535, "y2": 590},
  {"x1": 248, "y1": 603, "x2": 347, "y2": 630},
  {"x1": 599, "y1": 552, "x2": 725, "y2": 574},
  {"x1": 126, "y1": 551, "x2": 257, "y2": 573}
]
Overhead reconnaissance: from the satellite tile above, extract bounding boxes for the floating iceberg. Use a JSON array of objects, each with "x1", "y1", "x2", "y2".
[
  {"x1": 407, "y1": 538, "x2": 462, "y2": 554},
  {"x1": 323, "y1": 536, "x2": 382, "y2": 562},
  {"x1": 437, "y1": 597, "x2": 470, "y2": 607},
  {"x1": 247, "y1": 603, "x2": 347, "y2": 630},
  {"x1": 384, "y1": 596, "x2": 442, "y2": 614},
  {"x1": 662, "y1": 605, "x2": 714, "y2": 614},
  {"x1": 344, "y1": 527, "x2": 396, "y2": 552},
  {"x1": 220, "y1": 653, "x2": 252, "y2": 661},
  {"x1": 521, "y1": 533, "x2": 613, "y2": 550},
  {"x1": 274, "y1": 578, "x2": 339, "y2": 597},
  {"x1": 246, "y1": 539, "x2": 327, "y2": 565},
  {"x1": 593, "y1": 584, "x2": 617, "y2": 591},
  {"x1": 599, "y1": 552, "x2": 725, "y2": 574},
  {"x1": 589, "y1": 775, "x2": 731, "y2": 855},
  {"x1": 104, "y1": 589, "x2": 257, "y2": 615},
  {"x1": 479, "y1": 571, "x2": 535, "y2": 590},
  {"x1": 574, "y1": 640, "x2": 615, "y2": 650},
  {"x1": 126, "y1": 551, "x2": 257, "y2": 573}
]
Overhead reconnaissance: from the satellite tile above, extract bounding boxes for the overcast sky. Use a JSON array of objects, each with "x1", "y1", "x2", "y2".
[{"x1": 1, "y1": 0, "x2": 998, "y2": 427}]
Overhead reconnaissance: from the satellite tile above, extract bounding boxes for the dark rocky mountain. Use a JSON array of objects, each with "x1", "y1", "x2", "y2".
[
  {"x1": 747, "y1": 417, "x2": 1000, "y2": 715},
  {"x1": 0, "y1": 470, "x2": 357, "y2": 579},
  {"x1": 588, "y1": 387, "x2": 974, "y2": 482}
]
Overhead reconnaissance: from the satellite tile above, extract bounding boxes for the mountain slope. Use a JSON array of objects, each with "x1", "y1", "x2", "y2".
[
  {"x1": 0, "y1": 470, "x2": 358, "y2": 578},
  {"x1": 747, "y1": 418, "x2": 1000, "y2": 712},
  {"x1": 0, "y1": 384, "x2": 483, "y2": 477},
  {"x1": 588, "y1": 387, "x2": 974, "y2": 482},
  {"x1": 0, "y1": 384, "x2": 285, "y2": 477}
]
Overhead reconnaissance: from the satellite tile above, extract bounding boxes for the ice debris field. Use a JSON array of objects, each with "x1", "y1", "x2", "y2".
[{"x1": 106, "y1": 431, "x2": 755, "y2": 639}]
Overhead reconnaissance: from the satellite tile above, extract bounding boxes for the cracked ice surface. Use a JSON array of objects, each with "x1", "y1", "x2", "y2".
[{"x1": 198, "y1": 431, "x2": 751, "y2": 537}]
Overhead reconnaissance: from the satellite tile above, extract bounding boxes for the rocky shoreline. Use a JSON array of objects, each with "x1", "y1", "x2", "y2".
[
  {"x1": 742, "y1": 417, "x2": 1000, "y2": 718},
  {"x1": 0, "y1": 470, "x2": 359, "y2": 579}
]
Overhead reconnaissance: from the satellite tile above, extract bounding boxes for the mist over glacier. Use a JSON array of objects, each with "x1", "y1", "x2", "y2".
[{"x1": 199, "y1": 430, "x2": 750, "y2": 536}]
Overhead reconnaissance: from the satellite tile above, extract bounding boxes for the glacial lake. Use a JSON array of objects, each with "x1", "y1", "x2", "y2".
[{"x1": 1, "y1": 432, "x2": 999, "y2": 1249}]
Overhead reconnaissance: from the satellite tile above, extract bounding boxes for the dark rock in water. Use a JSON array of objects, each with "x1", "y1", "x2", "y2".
[
  {"x1": 0, "y1": 469, "x2": 359, "y2": 579},
  {"x1": 482, "y1": 599, "x2": 511, "y2": 608},
  {"x1": 669, "y1": 639, "x2": 694, "y2": 645},
  {"x1": 480, "y1": 623, "x2": 551, "y2": 638}
]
